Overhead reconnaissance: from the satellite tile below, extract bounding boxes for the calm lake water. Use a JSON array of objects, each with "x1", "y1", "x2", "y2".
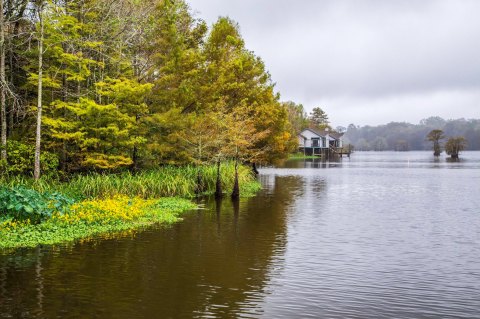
[{"x1": 1, "y1": 151, "x2": 480, "y2": 318}]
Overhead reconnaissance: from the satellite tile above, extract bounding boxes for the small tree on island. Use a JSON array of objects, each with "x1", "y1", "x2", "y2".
[
  {"x1": 445, "y1": 136, "x2": 467, "y2": 159},
  {"x1": 426, "y1": 129, "x2": 445, "y2": 156}
]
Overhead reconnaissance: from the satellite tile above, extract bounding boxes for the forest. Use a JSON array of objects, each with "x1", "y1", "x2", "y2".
[
  {"x1": 0, "y1": 0, "x2": 305, "y2": 248},
  {"x1": 344, "y1": 117, "x2": 480, "y2": 151},
  {"x1": 0, "y1": 0, "x2": 298, "y2": 180}
]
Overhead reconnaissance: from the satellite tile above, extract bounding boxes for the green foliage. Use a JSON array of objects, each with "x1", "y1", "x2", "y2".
[
  {"x1": 0, "y1": 141, "x2": 58, "y2": 177},
  {"x1": 63, "y1": 162, "x2": 259, "y2": 199},
  {"x1": 4, "y1": 0, "x2": 297, "y2": 177},
  {"x1": 288, "y1": 153, "x2": 319, "y2": 159},
  {"x1": 309, "y1": 107, "x2": 330, "y2": 130},
  {"x1": 0, "y1": 197, "x2": 196, "y2": 250},
  {"x1": 284, "y1": 101, "x2": 309, "y2": 135},
  {"x1": 0, "y1": 186, "x2": 74, "y2": 223},
  {"x1": 427, "y1": 129, "x2": 445, "y2": 156},
  {"x1": 0, "y1": 162, "x2": 260, "y2": 250},
  {"x1": 0, "y1": 162, "x2": 260, "y2": 200},
  {"x1": 445, "y1": 136, "x2": 467, "y2": 158}
]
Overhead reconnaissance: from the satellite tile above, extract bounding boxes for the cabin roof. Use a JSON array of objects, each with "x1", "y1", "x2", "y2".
[
  {"x1": 328, "y1": 131, "x2": 344, "y2": 139},
  {"x1": 299, "y1": 128, "x2": 344, "y2": 140}
]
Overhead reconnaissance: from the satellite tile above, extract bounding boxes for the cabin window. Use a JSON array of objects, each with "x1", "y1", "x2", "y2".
[{"x1": 312, "y1": 138, "x2": 320, "y2": 147}]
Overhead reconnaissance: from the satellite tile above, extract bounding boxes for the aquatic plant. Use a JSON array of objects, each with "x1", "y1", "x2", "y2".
[
  {"x1": 0, "y1": 186, "x2": 75, "y2": 223},
  {"x1": 0, "y1": 162, "x2": 261, "y2": 250},
  {"x1": 0, "y1": 196, "x2": 196, "y2": 249},
  {"x1": 0, "y1": 162, "x2": 260, "y2": 199}
]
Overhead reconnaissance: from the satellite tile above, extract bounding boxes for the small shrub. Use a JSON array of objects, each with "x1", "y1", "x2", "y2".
[{"x1": 0, "y1": 140, "x2": 59, "y2": 177}]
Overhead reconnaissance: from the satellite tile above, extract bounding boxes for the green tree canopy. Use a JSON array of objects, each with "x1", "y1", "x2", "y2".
[
  {"x1": 426, "y1": 129, "x2": 445, "y2": 156},
  {"x1": 309, "y1": 107, "x2": 330, "y2": 130},
  {"x1": 445, "y1": 136, "x2": 467, "y2": 159}
]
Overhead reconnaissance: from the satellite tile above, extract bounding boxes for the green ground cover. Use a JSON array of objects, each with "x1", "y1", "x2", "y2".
[
  {"x1": 0, "y1": 163, "x2": 261, "y2": 250},
  {"x1": 288, "y1": 152, "x2": 320, "y2": 159}
]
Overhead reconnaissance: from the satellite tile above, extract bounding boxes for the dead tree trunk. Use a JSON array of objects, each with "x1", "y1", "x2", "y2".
[{"x1": 0, "y1": 1, "x2": 7, "y2": 161}]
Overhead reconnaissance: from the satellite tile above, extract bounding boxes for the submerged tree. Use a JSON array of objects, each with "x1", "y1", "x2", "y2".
[
  {"x1": 426, "y1": 129, "x2": 445, "y2": 156},
  {"x1": 445, "y1": 136, "x2": 467, "y2": 159}
]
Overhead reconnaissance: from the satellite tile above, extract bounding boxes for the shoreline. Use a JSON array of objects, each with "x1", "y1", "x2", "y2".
[{"x1": 0, "y1": 164, "x2": 261, "y2": 252}]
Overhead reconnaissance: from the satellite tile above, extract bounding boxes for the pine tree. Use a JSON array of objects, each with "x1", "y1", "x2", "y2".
[{"x1": 309, "y1": 107, "x2": 330, "y2": 130}]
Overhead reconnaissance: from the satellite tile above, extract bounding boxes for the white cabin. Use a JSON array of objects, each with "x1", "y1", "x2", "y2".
[{"x1": 298, "y1": 128, "x2": 344, "y2": 156}]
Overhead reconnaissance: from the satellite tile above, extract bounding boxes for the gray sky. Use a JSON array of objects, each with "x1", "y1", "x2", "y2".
[{"x1": 187, "y1": 0, "x2": 480, "y2": 127}]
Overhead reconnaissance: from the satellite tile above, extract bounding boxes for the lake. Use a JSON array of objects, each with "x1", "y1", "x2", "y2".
[{"x1": 1, "y1": 151, "x2": 480, "y2": 318}]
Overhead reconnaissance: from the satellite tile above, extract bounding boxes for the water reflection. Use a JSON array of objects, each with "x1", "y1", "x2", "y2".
[
  {"x1": 0, "y1": 176, "x2": 304, "y2": 319},
  {"x1": 282, "y1": 157, "x2": 343, "y2": 169},
  {"x1": 283, "y1": 151, "x2": 480, "y2": 170}
]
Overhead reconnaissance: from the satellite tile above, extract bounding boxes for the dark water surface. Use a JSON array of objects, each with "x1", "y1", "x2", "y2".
[{"x1": 1, "y1": 151, "x2": 480, "y2": 318}]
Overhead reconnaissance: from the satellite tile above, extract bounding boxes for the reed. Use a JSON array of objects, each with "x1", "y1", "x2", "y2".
[{"x1": 0, "y1": 162, "x2": 260, "y2": 199}]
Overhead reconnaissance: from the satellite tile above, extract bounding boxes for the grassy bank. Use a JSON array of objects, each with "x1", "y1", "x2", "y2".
[
  {"x1": 0, "y1": 163, "x2": 261, "y2": 250},
  {"x1": 288, "y1": 152, "x2": 320, "y2": 159},
  {"x1": 0, "y1": 162, "x2": 261, "y2": 199}
]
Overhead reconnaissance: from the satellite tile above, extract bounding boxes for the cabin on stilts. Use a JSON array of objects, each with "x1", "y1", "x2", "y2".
[{"x1": 298, "y1": 128, "x2": 350, "y2": 158}]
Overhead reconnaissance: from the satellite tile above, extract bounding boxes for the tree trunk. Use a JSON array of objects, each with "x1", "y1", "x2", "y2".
[
  {"x1": 7, "y1": 24, "x2": 14, "y2": 138},
  {"x1": 215, "y1": 160, "x2": 222, "y2": 198},
  {"x1": 251, "y1": 162, "x2": 259, "y2": 175},
  {"x1": 231, "y1": 157, "x2": 240, "y2": 199},
  {"x1": 131, "y1": 113, "x2": 140, "y2": 172},
  {"x1": 131, "y1": 145, "x2": 138, "y2": 172},
  {"x1": 0, "y1": 1, "x2": 7, "y2": 161},
  {"x1": 61, "y1": 73, "x2": 67, "y2": 172},
  {"x1": 34, "y1": 3, "x2": 44, "y2": 180},
  {"x1": 195, "y1": 166, "x2": 203, "y2": 195},
  {"x1": 433, "y1": 141, "x2": 440, "y2": 156}
]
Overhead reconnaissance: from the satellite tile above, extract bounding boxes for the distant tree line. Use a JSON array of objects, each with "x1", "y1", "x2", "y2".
[{"x1": 344, "y1": 116, "x2": 480, "y2": 151}]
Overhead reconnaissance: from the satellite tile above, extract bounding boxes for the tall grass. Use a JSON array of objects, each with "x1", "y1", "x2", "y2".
[{"x1": 0, "y1": 162, "x2": 260, "y2": 199}]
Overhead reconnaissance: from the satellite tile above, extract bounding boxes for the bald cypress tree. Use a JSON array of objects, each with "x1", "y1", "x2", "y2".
[
  {"x1": 445, "y1": 136, "x2": 467, "y2": 159},
  {"x1": 426, "y1": 129, "x2": 445, "y2": 156}
]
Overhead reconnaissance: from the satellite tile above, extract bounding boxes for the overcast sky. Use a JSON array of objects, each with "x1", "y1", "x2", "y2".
[{"x1": 187, "y1": 0, "x2": 480, "y2": 127}]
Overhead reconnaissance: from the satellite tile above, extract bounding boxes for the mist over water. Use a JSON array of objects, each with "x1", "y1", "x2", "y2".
[{"x1": 1, "y1": 151, "x2": 480, "y2": 318}]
